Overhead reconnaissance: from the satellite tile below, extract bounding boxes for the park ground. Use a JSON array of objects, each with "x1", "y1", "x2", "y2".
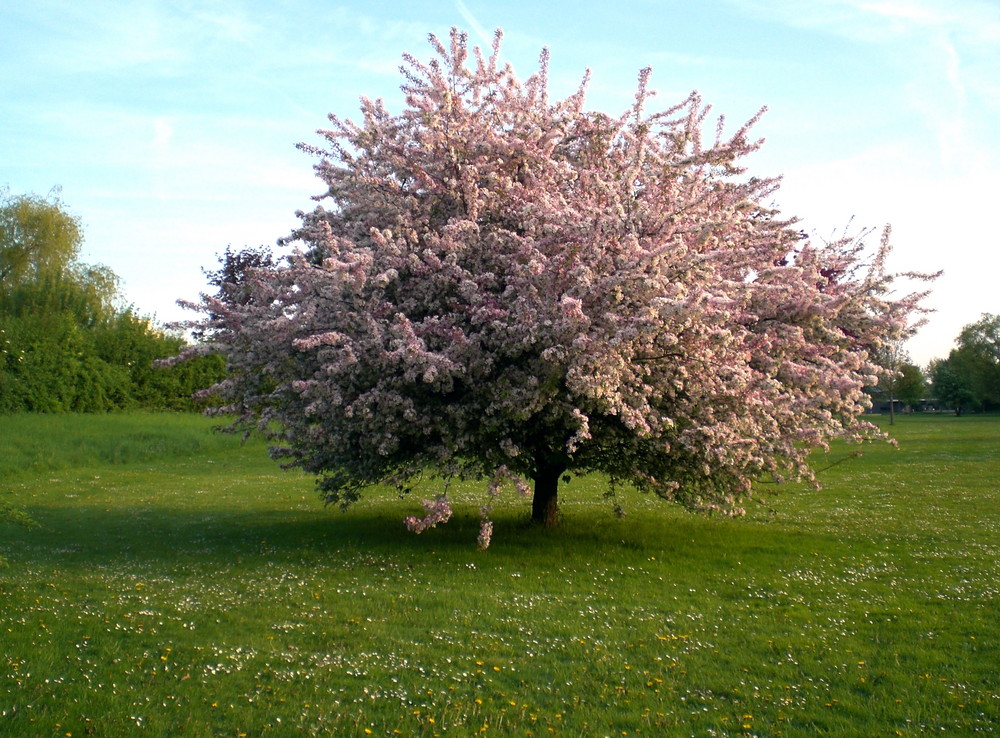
[{"x1": 1, "y1": 412, "x2": 998, "y2": 736}]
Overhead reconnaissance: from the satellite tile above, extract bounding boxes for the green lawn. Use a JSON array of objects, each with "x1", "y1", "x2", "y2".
[{"x1": 1, "y1": 412, "x2": 998, "y2": 736}]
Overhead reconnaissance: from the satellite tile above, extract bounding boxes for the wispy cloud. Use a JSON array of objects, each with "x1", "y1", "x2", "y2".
[
  {"x1": 455, "y1": 0, "x2": 494, "y2": 47},
  {"x1": 726, "y1": 0, "x2": 998, "y2": 171},
  {"x1": 727, "y1": 0, "x2": 1000, "y2": 42}
]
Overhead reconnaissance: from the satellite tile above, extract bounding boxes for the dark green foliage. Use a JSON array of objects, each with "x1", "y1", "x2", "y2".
[
  {"x1": 203, "y1": 244, "x2": 278, "y2": 306},
  {"x1": 956, "y1": 313, "x2": 1000, "y2": 410},
  {"x1": 929, "y1": 355, "x2": 975, "y2": 415},
  {"x1": 895, "y1": 363, "x2": 926, "y2": 409}
]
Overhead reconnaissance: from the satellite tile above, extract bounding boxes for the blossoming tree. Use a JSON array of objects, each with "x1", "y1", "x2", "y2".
[{"x1": 182, "y1": 29, "x2": 934, "y2": 545}]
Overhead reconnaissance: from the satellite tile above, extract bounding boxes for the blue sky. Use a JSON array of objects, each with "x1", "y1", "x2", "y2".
[{"x1": 3, "y1": 0, "x2": 998, "y2": 365}]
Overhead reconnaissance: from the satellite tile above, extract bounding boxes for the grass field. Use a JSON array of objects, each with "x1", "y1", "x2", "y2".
[{"x1": 1, "y1": 412, "x2": 998, "y2": 736}]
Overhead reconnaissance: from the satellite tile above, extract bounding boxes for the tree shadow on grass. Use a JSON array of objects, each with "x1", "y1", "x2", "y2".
[{"x1": 8, "y1": 497, "x2": 843, "y2": 575}]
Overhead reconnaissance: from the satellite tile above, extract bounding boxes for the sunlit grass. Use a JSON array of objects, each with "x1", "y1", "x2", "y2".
[{"x1": 1, "y1": 413, "x2": 998, "y2": 735}]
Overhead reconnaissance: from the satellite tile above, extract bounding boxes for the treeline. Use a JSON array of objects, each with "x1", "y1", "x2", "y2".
[
  {"x1": 927, "y1": 314, "x2": 1000, "y2": 415},
  {"x1": 0, "y1": 188, "x2": 224, "y2": 413},
  {"x1": 865, "y1": 313, "x2": 1000, "y2": 417}
]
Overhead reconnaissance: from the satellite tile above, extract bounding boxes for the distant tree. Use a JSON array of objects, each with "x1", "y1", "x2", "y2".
[
  {"x1": 895, "y1": 363, "x2": 926, "y2": 411},
  {"x1": 958, "y1": 313, "x2": 1000, "y2": 359},
  {"x1": 181, "y1": 29, "x2": 936, "y2": 543},
  {"x1": 873, "y1": 341, "x2": 909, "y2": 424},
  {"x1": 1, "y1": 188, "x2": 119, "y2": 325},
  {"x1": 955, "y1": 313, "x2": 1000, "y2": 410},
  {"x1": 929, "y1": 355, "x2": 975, "y2": 415}
]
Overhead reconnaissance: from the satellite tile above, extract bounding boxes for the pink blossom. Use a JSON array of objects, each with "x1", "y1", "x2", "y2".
[
  {"x1": 404, "y1": 495, "x2": 453, "y2": 533},
  {"x1": 179, "y1": 27, "x2": 937, "y2": 545},
  {"x1": 477, "y1": 521, "x2": 494, "y2": 551}
]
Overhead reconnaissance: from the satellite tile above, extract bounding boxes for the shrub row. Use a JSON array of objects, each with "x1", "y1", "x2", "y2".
[{"x1": 0, "y1": 310, "x2": 224, "y2": 413}]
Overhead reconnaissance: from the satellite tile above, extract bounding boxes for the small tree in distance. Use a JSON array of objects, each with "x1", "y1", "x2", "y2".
[
  {"x1": 180, "y1": 29, "x2": 936, "y2": 545},
  {"x1": 894, "y1": 363, "x2": 926, "y2": 412}
]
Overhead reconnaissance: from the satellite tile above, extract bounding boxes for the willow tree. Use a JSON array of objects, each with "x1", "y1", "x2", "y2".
[
  {"x1": 0, "y1": 187, "x2": 83, "y2": 286},
  {"x1": 0, "y1": 188, "x2": 118, "y2": 325},
  {"x1": 181, "y1": 29, "x2": 934, "y2": 546}
]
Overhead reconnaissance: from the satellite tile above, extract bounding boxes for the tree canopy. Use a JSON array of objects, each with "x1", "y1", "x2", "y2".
[
  {"x1": 182, "y1": 29, "x2": 936, "y2": 545},
  {"x1": 929, "y1": 356, "x2": 975, "y2": 415}
]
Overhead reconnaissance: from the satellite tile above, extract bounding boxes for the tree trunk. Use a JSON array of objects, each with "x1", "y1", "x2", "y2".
[{"x1": 531, "y1": 461, "x2": 564, "y2": 527}]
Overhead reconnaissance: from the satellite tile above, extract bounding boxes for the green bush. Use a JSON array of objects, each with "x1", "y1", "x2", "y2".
[
  {"x1": 0, "y1": 310, "x2": 225, "y2": 413},
  {"x1": 1, "y1": 189, "x2": 225, "y2": 414}
]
